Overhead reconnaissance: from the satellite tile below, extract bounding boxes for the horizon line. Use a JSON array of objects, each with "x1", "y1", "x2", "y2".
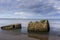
[{"x1": 0, "y1": 18, "x2": 59, "y2": 20}]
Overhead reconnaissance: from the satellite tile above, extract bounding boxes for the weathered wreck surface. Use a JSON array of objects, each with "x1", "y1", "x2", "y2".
[
  {"x1": 28, "y1": 20, "x2": 50, "y2": 32},
  {"x1": 1, "y1": 24, "x2": 21, "y2": 30}
]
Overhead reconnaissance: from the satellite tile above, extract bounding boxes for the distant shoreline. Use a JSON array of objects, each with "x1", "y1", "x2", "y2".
[{"x1": 0, "y1": 18, "x2": 59, "y2": 20}]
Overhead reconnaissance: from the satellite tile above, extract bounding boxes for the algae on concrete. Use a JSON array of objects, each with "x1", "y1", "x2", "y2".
[{"x1": 28, "y1": 20, "x2": 50, "y2": 32}]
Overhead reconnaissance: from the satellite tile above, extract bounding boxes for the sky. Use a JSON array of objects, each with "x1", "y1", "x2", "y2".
[{"x1": 0, "y1": 0, "x2": 60, "y2": 19}]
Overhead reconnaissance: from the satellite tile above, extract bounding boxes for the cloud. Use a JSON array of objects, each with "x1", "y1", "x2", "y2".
[
  {"x1": 14, "y1": 12, "x2": 33, "y2": 16},
  {"x1": 16, "y1": 0, "x2": 21, "y2": 2},
  {"x1": 13, "y1": 11, "x2": 60, "y2": 19},
  {"x1": 14, "y1": 11, "x2": 43, "y2": 19},
  {"x1": 0, "y1": 0, "x2": 60, "y2": 19},
  {"x1": 0, "y1": 0, "x2": 11, "y2": 3}
]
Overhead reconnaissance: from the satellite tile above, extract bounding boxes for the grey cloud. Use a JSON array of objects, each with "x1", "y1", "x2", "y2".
[
  {"x1": 0, "y1": 0, "x2": 60, "y2": 16},
  {"x1": 15, "y1": 0, "x2": 57, "y2": 15}
]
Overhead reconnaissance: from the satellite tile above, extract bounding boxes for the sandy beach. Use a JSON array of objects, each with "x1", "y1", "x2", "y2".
[{"x1": 0, "y1": 27, "x2": 60, "y2": 40}]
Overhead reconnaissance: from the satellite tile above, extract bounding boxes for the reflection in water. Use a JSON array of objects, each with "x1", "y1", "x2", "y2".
[
  {"x1": 28, "y1": 32, "x2": 49, "y2": 40},
  {"x1": 0, "y1": 29, "x2": 21, "y2": 35},
  {"x1": 0, "y1": 27, "x2": 50, "y2": 40},
  {"x1": 0, "y1": 27, "x2": 60, "y2": 40},
  {"x1": 0, "y1": 27, "x2": 28, "y2": 35}
]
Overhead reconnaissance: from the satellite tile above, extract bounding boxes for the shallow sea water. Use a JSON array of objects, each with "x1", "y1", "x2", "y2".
[{"x1": 0, "y1": 19, "x2": 60, "y2": 40}]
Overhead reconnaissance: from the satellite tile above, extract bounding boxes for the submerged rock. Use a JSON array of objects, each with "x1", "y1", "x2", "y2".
[
  {"x1": 28, "y1": 20, "x2": 50, "y2": 32},
  {"x1": 1, "y1": 24, "x2": 21, "y2": 30}
]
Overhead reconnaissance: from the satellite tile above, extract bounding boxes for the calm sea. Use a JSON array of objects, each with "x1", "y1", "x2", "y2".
[{"x1": 0, "y1": 19, "x2": 60, "y2": 40}]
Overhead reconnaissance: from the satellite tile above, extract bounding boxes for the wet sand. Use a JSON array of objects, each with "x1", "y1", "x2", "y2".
[
  {"x1": 0, "y1": 33, "x2": 38, "y2": 40},
  {"x1": 0, "y1": 19, "x2": 60, "y2": 40},
  {"x1": 0, "y1": 28, "x2": 60, "y2": 40}
]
